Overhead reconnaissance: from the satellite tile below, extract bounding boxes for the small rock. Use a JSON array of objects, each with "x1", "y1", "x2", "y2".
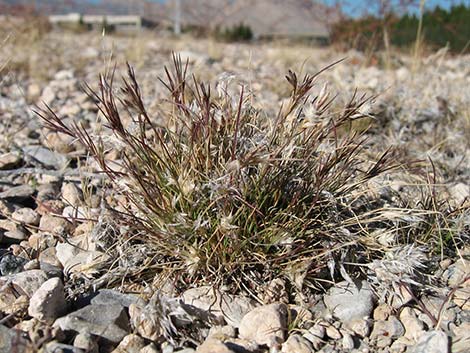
[
  {"x1": 2, "y1": 229, "x2": 28, "y2": 243},
  {"x1": 239, "y1": 303, "x2": 288, "y2": 347},
  {"x1": 348, "y1": 318, "x2": 371, "y2": 338},
  {"x1": 0, "y1": 184, "x2": 34, "y2": 201},
  {"x1": 61, "y1": 183, "x2": 83, "y2": 206},
  {"x1": 408, "y1": 330, "x2": 448, "y2": 353},
  {"x1": 453, "y1": 286, "x2": 470, "y2": 310},
  {"x1": 0, "y1": 269, "x2": 48, "y2": 297},
  {"x1": 0, "y1": 151, "x2": 22, "y2": 170},
  {"x1": 39, "y1": 247, "x2": 62, "y2": 267},
  {"x1": 323, "y1": 280, "x2": 375, "y2": 324},
  {"x1": 41, "y1": 85, "x2": 56, "y2": 105},
  {"x1": 111, "y1": 333, "x2": 146, "y2": 353},
  {"x1": 444, "y1": 259, "x2": 469, "y2": 287},
  {"x1": 289, "y1": 305, "x2": 313, "y2": 328},
  {"x1": 12, "y1": 207, "x2": 40, "y2": 225},
  {"x1": 141, "y1": 343, "x2": 160, "y2": 353},
  {"x1": 451, "y1": 321, "x2": 470, "y2": 353},
  {"x1": 281, "y1": 334, "x2": 313, "y2": 353},
  {"x1": 0, "y1": 254, "x2": 28, "y2": 275},
  {"x1": 196, "y1": 338, "x2": 235, "y2": 353},
  {"x1": 303, "y1": 332, "x2": 324, "y2": 351},
  {"x1": 55, "y1": 242, "x2": 107, "y2": 275},
  {"x1": 28, "y1": 277, "x2": 67, "y2": 323},
  {"x1": 325, "y1": 324, "x2": 342, "y2": 340},
  {"x1": 370, "y1": 316, "x2": 404, "y2": 346},
  {"x1": 0, "y1": 324, "x2": 29, "y2": 352},
  {"x1": 373, "y1": 303, "x2": 392, "y2": 321},
  {"x1": 73, "y1": 333, "x2": 98, "y2": 353},
  {"x1": 39, "y1": 214, "x2": 72, "y2": 234},
  {"x1": 342, "y1": 333, "x2": 355, "y2": 350},
  {"x1": 54, "y1": 304, "x2": 130, "y2": 343},
  {"x1": 128, "y1": 302, "x2": 162, "y2": 341},
  {"x1": 22, "y1": 145, "x2": 69, "y2": 169},
  {"x1": 207, "y1": 325, "x2": 237, "y2": 340},
  {"x1": 181, "y1": 286, "x2": 257, "y2": 327},
  {"x1": 43, "y1": 341, "x2": 84, "y2": 353},
  {"x1": 400, "y1": 307, "x2": 425, "y2": 342},
  {"x1": 23, "y1": 259, "x2": 40, "y2": 270},
  {"x1": 91, "y1": 289, "x2": 140, "y2": 308}
]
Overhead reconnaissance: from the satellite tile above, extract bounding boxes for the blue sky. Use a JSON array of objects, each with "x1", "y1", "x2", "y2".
[{"x1": 325, "y1": 0, "x2": 469, "y2": 16}]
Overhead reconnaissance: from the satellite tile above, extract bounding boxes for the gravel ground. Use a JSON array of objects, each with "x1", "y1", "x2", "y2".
[{"x1": 0, "y1": 30, "x2": 468, "y2": 353}]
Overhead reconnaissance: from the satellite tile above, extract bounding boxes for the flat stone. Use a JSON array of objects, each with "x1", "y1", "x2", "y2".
[
  {"x1": 0, "y1": 324, "x2": 29, "y2": 353},
  {"x1": 0, "y1": 269, "x2": 48, "y2": 297},
  {"x1": 55, "y1": 242, "x2": 108, "y2": 274},
  {"x1": 181, "y1": 286, "x2": 257, "y2": 327},
  {"x1": 0, "y1": 151, "x2": 22, "y2": 170},
  {"x1": 281, "y1": 334, "x2": 313, "y2": 353},
  {"x1": 238, "y1": 303, "x2": 288, "y2": 347},
  {"x1": 111, "y1": 334, "x2": 146, "y2": 353},
  {"x1": 39, "y1": 214, "x2": 72, "y2": 234},
  {"x1": 90, "y1": 289, "x2": 140, "y2": 308},
  {"x1": 22, "y1": 145, "x2": 69, "y2": 169},
  {"x1": 43, "y1": 341, "x2": 84, "y2": 353},
  {"x1": 53, "y1": 304, "x2": 130, "y2": 343},
  {"x1": 12, "y1": 207, "x2": 40, "y2": 225},
  {"x1": 28, "y1": 277, "x2": 67, "y2": 324},
  {"x1": 0, "y1": 184, "x2": 34, "y2": 201},
  {"x1": 195, "y1": 338, "x2": 235, "y2": 353},
  {"x1": 323, "y1": 280, "x2": 375, "y2": 324},
  {"x1": 408, "y1": 330, "x2": 448, "y2": 353}
]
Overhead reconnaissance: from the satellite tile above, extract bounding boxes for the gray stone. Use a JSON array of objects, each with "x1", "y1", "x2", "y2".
[
  {"x1": 53, "y1": 304, "x2": 130, "y2": 343},
  {"x1": 323, "y1": 280, "x2": 375, "y2": 324},
  {"x1": 239, "y1": 303, "x2": 288, "y2": 347},
  {"x1": 28, "y1": 277, "x2": 67, "y2": 323},
  {"x1": 281, "y1": 334, "x2": 313, "y2": 353},
  {"x1": 342, "y1": 333, "x2": 355, "y2": 350},
  {"x1": 0, "y1": 269, "x2": 49, "y2": 297},
  {"x1": 22, "y1": 145, "x2": 69, "y2": 169},
  {"x1": 73, "y1": 333, "x2": 98, "y2": 353},
  {"x1": 0, "y1": 185, "x2": 34, "y2": 201},
  {"x1": 43, "y1": 341, "x2": 84, "y2": 353},
  {"x1": 0, "y1": 324, "x2": 29, "y2": 353},
  {"x1": 181, "y1": 286, "x2": 257, "y2": 327},
  {"x1": 90, "y1": 289, "x2": 140, "y2": 308},
  {"x1": 408, "y1": 330, "x2": 448, "y2": 353},
  {"x1": 0, "y1": 254, "x2": 28, "y2": 275}
]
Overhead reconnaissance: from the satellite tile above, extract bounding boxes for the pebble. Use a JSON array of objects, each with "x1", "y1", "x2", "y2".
[
  {"x1": 28, "y1": 277, "x2": 67, "y2": 323},
  {"x1": 54, "y1": 304, "x2": 130, "y2": 343},
  {"x1": 239, "y1": 303, "x2": 288, "y2": 347},
  {"x1": 323, "y1": 280, "x2": 375, "y2": 324}
]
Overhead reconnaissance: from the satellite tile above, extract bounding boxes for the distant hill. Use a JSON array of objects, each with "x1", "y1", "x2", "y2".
[
  {"x1": 0, "y1": 0, "x2": 160, "y2": 15},
  {"x1": 1, "y1": 0, "x2": 339, "y2": 39}
]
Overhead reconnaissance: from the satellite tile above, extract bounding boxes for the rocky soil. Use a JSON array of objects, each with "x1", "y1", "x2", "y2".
[{"x1": 0, "y1": 31, "x2": 468, "y2": 352}]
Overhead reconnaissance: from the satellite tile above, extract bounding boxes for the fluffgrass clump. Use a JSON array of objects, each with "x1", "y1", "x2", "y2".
[{"x1": 37, "y1": 55, "x2": 465, "y2": 293}]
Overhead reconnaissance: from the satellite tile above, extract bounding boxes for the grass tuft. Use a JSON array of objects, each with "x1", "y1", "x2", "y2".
[{"x1": 36, "y1": 54, "x2": 468, "y2": 294}]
